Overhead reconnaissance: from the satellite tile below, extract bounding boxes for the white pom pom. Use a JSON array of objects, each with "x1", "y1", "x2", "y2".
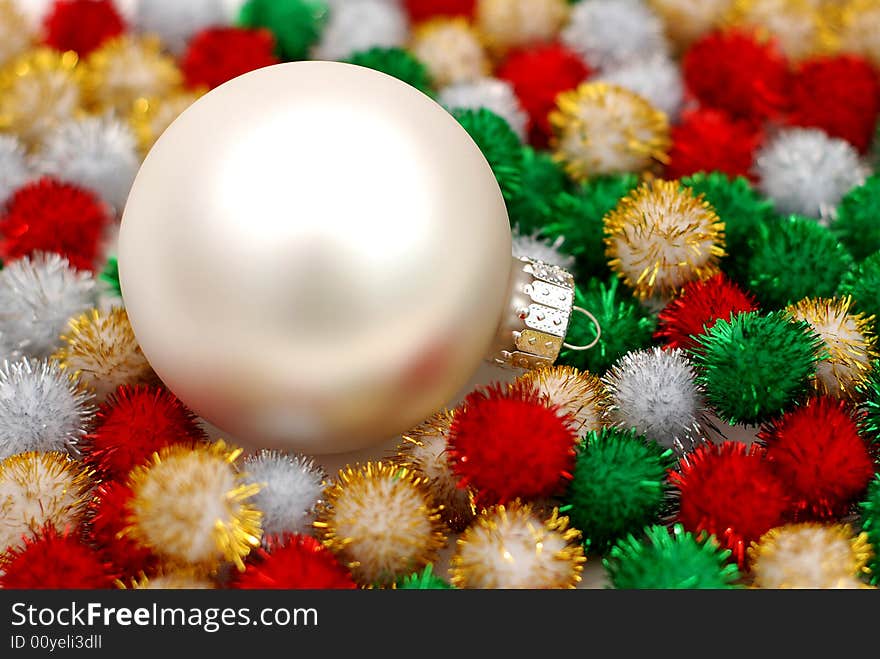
[
  {"x1": 134, "y1": 0, "x2": 227, "y2": 54},
  {"x1": 562, "y1": 0, "x2": 669, "y2": 71},
  {"x1": 511, "y1": 227, "x2": 576, "y2": 270},
  {"x1": 755, "y1": 127, "x2": 868, "y2": 221},
  {"x1": 243, "y1": 450, "x2": 325, "y2": 539},
  {"x1": 34, "y1": 116, "x2": 140, "y2": 212},
  {"x1": 603, "y1": 346, "x2": 704, "y2": 452},
  {"x1": 0, "y1": 134, "x2": 32, "y2": 207},
  {"x1": 313, "y1": 0, "x2": 408, "y2": 61},
  {"x1": 598, "y1": 55, "x2": 683, "y2": 122},
  {"x1": 0, "y1": 253, "x2": 98, "y2": 360},
  {"x1": 0, "y1": 359, "x2": 95, "y2": 460},
  {"x1": 439, "y1": 78, "x2": 528, "y2": 141}
]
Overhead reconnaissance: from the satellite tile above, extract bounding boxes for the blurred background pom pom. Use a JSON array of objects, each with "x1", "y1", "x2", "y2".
[
  {"x1": 395, "y1": 563, "x2": 453, "y2": 589},
  {"x1": 439, "y1": 77, "x2": 527, "y2": 141},
  {"x1": 243, "y1": 450, "x2": 324, "y2": 538},
  {"x1": 404, "y1": 0, "x2": 475, "y2": 23},
  {"x1": 313, "y1": 0, "x2": 408, "y2": 62},
  {"x1": 451, "y1": 108, "x2": 522, "y2": 201},
  {"x1": 181, "y1": 27, "x2": 279, "y2": 90},
  {"x1": 515, "y1": 365, "x2": 610, "y2": 435},
  {"x1": 237, "y1": 0, "x2": 330, "y2": 62},
  {"x1": 0, "y1": 0, "x2": 32, "y2": 69},
  {"x1": 41, "y1": 0, "x2": 125, "y2": 57},
  {"x1": 233, "y1": 534, "x2": 356, "y2": 589},
  {"x1": 833, "y1": 174, "x2": 880, "y2": 261},
  {"x1": 730, "y1": 0, "x2": 829, "y2": 62},
  {"x1": 411, "y1": 17, "x2": 488, "y2": 89},
  {"x1": 859, "y1": 474, "x2": 880, "y2": 585},
  {"x1": 124, "y1": 568, "x2": 215, "y2": 590},
  {"x1": 134, "y1": 0, "x2": 226, "y2": 55},
  {"x1": 0, "y1": 135, "x2": 32, "y2": 207},
  {"x1": 646, "y1": 0, "x2": 733, "y2": 51},
  {"x1": 838, "y1": 253, "x2": 880, "y2": 323},
  {"x1": 475, "y1": 0, "x2": 569, "y2": 55},
  {"x1": 128, "y1": 91, "x2": 201, "y2": 156},
  {"x1": 839, "y1": 0, "x2": 880, "y2": 69},
  {"x1": 85, "y1": 480, "x2": 157, "y2": 579},
  {"x1": 597, "y1": 54, "x2": 683, "y2": 123},
  {"x1": 345, "y1": 46, "x2": 434, "y2": 96},
  {"x1": 665, "y1": 109, "x2": 763, "y2": 181},
  {"x1": 511, "y1": 227, "x2": 574, "y2": 270}
]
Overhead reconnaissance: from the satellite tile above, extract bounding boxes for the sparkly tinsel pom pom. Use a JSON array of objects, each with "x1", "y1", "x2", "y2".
[
  {"x1": 511, "y1": 227, "x2": 575, "y2": 270},
  {"x1": 85, "y1": 481, "x2": 157, "y2": 579},
  {"x1": 838, "y1": 253, "x2": 880, "y2": 323},
  {"x1": 833, "y1": 174, "x2": 880, "y2": 261},
  {"x1": 233, "y1": 534, "x2": 356, "y2": 589},
  {"x1": 41, "y1": 0, "x2": 125, "y2": 57},
  {"x1": 396, "y1": 564, "x2": 453, "y2": 589},
  {"x1": 859, "y1": 474, "x2": 880, "y2": 585},
  {"x1": 181, "y1": 27, "x2": 279, "y2": 90},
  {"x1": 451, "y1": 108, "x2": 523, "y2": 201},
  {"x1": 515, "y1": 365, "x2": 610, "y2": 436}
]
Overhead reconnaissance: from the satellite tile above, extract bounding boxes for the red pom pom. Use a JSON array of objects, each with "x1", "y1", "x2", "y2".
[
  {"x1": 497, "y1": 43, "x2": 591, "y2": 146},
  {"x1": 0, "y1": 526, "x2": 117, "y2": 589},
  {"x1": 81, "y1": 385, "x2": 208, "y2": 480},
  {"x1": 0, "y1": 178, "x2": 110, "y2": 272},
  {"x1": 788, "y1": 55, "x2": 880, "y2": 152},
  {"x1": 759, "y1": 397, "x2": 875, "y2": 519},
  {"x1": 656, "y1": 273, "x2": 758, "y2": 351},
  {"x1": 665, "y1": 108, "x2": 763, "y2": 180},
  {"x1": 683, "y1": 29, "x2": 790, "y2": 122},
  {"x1": 671, "y1": 442, "x2": 789, "y2": 566},
  {"x1": 233, "y1": 535, "x2": 357, "y2": 589},
  {"x1": 448, "y1": 382, "x2": 578, "y2": 506},
  {"x1": 42, "y1": 0, "x2": 125, "y2": 57},
  {"x1": 181, "y1": 27, "x2": 279, "y2": 90},
  {"x1": 85, "y1": 481, "x2": 156, "y2": 578},
  {"x1": 404, "y1": 0, "x2": 475, "y2": 22}
]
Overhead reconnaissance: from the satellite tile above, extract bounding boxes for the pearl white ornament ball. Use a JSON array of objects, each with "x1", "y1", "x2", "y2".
[{"x1": 119, "y1": 62, "x2": 512, "y2": 454}]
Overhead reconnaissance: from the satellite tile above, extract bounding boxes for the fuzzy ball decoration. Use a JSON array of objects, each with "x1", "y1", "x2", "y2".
[
  {"x1": 83, "y1": 36, "x2": 183, "y2": 115},
  {"x1": 604, "y1": 179, "x2": 725, "y2": 300},
  {"x1": 839, "y1": 253, "x2": 880, "y2": 327},
  {"x1": 238, "y1": 0, "x2": 329, "y2": 61},
  {"x1": 0, "y1": 135, "x2": 32, "y2": 207},
  {"x1": 124, "y1": 441, "x2": 262, "y2": 570},
  {"x1": 34, "y1": 116, "x2": 139, "y2": 212},
  {"x1": 834, "y1": 174, "x2": 880, "y2": 261},
  {"x1": 0, "y1": 0, "x2": 31, "y2": 68},
  {"x1": 396, "y1": 410, "x2": 475, "y2": 532},
  {"x1": 312, "y1": 0, "x2": 407, "y2": 62},
  {"x1": 597, "y1": 55, "x2": 683, "y2": 123},
  {"x1": 242, "y1": 450, "x2": 324, "y2": 538},
  {"x1": 511, "y1": 228, "x2": 575, "y2": 270},
  {"x1": 85, "y1": 481, "x2": 156, "y2": 578},
  {"x1": 128, "y1": 90, "x2": 201, "y2": 155},
  {"x1": 656, "y1": 274, "x2": 758, "y2": 352},
  {"x1": 123, "y1": 568, "x2": 215, "y2": 590},
  {"x1": 345, "y1": 46, "x2": 434, "y2": 96},
  {"x1": 395, "y1": 563, "x2": 453, "y2": 589},
  {"x1": 496, "y1": 43, "x2": 591, "y2": 146},
  {"x1": 439, "y1": 78, "x2": 527, "y2": 141},
  {"x1": 0, "y1": 451, "x2": 89, "y2": 553},
  {"x1": 516, "y1": 365, "x2": 611, "y2": 435},
  {"x1": 755, "y1": 127, "x2": 867, "y2": 220},
  {"x1": 683, "y1": 29, "x2": 789, "y2": 122},
  {"x1": 505, "y1": 146, "x2": 570, "y2": 234},
  {"x1": 314, "y1": 462, "x2": 445, "y2": 586},
  {"x1": 604, "y1": 524, "x2": 741, "y2": 589},
  {"x1": 233, "y1": 534, "x2": 356, "y2": 589},
  {"x1": 81, "y1": 385, "x2": 208, "y2": 481},
  {"x1": 746, "y1": 215, "x2": 853, "y2": 309},
  {"x1": 760, "y1": 397, "x2": 875, "y2": 519},
  {"x1": 451, "y1": 108, "x2": 522, "y2": 201},
  {"x1": 550, "y1": 82, "x2": 671, "y2": 180},
  {"x1": 447, "y1": 382, "x2": 578, "y2": 506},
  {"x1": 0, "y1": 358, "x2": 93, "y2": 459},
  {"x1": 749, "y1": 523, "x2": 872, "y2": 588},
  {"x1": 41, "y1": 0, "x2": 125, "y2": 57},
  {"x1": 691, "y1": 311, "x2": 823, "y2": 425},
  {"x1": 0, "y1": 526, "x2": 117, "y2": 589},
  {"x1": 671, "y1": 442, "x2": 789, "y2": 566},
  {"x1": 475, "y1": 0, "x2": 569, "y2": 55},
  {"x1": 181, "y1": 27, "x2": 279, "y2": 90},
  {"x1": 404, "y1": 0, "x2": 474, "y2": 22},
  {"x1": 561, "y1": 0, "x2": 669, "y2": 71},
  {"x1": 0, "y1": 48, "x2": 83, "y2": 150},
  {"x1": 134, "y1": 0, "x2": 226, "y2": 55},
  {"x1": 52, "y1": 307, "x2": 156, "y2": 402},
  {"x1": 557, "y1": 277, "x2": 657, "y2": 375},
  {"x1": 731, "y1": 0, "x2": 829, "y2": 62},
  {"x1": 840, "y1": 0, "x2": 880, "y2": 69},
  {"x1": 665, "y1": 108, "x2": 763, "y2": 181},
  {"x1": 410, "y1": 18, "x2": 488, "y2": 89},
  {"x1": 604, "y1": 347, "x2": 705, "y2": 452},
  {"x1": 860, "y1": 474, "x2": 880, "y2": 585},
  {"x1": 0, "y1": 253, "x2": 96, "y2": 360},
  {"x1": 646, "y1": 0, "x2": 733, "y2": 50},
  {"x1": 786, "y1": 297, "x2": 876, "y2": 399},
  {"x1": 561, "y1": 427, "x2": 674, "y2": 552}
]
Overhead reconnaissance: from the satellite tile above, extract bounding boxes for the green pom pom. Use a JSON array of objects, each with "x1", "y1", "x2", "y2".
[
  {"x1": 838, "y1": 252, "x2": 880, "y2": 320},
  {"x1": 604, "y1": 524, "x2": 742, "y2": 589},
  {"x1": 346, "y1": 47, "x2": 434, "y2": 97},
  {"x1": 395, "y1": 564, "x2": 453, "y2": 590},
  {"x1": 505, "y1": 146, "x2": 569, "y2": 235},
  {"x1": 238, "y1": 0, "x2": 328, "y2": 61},
  {"x1": 859, "y1": 474, "x2": 880, "y2": 585},
  {"x1": 100, "y1": 256, "x2": 121, "y2": 298},
  {"x1": 681, "y1": 172, "x2": 777, "y2": 285},
  {"x1": 451, "y1": 108, "x2": 523, "y2": 203},
  {"x1": 540, "y1": 174, "x2": 639, "y2": 280},
  {"x1": 557, "y1": 277, "x2": 656, "y2": 375},
  {"x1": 560, "y1": 427, "x2": 674, "y2": 554},
  {"x1": 855, "y1": 363, "x2": 880, "y2": 442},
  {"x1": 746, "y1": 215, "x2": 852, "y2": 309},
  {"x1": 834, "y1": 175, "x2": 880, "y2": 261},
  {"x1": 691, "y1": 311, "x2": 823, "y2": 425}
]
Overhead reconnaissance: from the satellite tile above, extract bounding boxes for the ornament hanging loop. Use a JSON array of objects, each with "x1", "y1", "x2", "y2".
[{"x1": 563, "y1": 306, "x2": 601, "y2": 351}]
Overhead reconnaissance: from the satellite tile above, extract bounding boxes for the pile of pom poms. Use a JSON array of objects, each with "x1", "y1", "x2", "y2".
[{"x1": 1, "y1": 0, "x2": 880, "y2": 590}]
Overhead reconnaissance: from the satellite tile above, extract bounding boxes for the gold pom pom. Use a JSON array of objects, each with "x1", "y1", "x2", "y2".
[
  {"x1": 410, "y1": 18, "x2": 490, "y2": 87},
  {"x1": 728, "y1": 0, "x2": 835, "y2": 60},
  {"x1": 450, "y1": 501, "x2": 585, "y2": 589},
  {"x1": 129, "y1": 90, "x2": 202, "y2": 156},
  {"x1": 314, "y1": 462, "x2": 446, "y2": 586},
  {"x1": 516, "y1": 365, "x2": 610, "y2": 435},
  {"x1": 648, "y1": 0, "x2": 735, "y2": 50},
  {"x1": 0, "y1": 451, "x2": 90, "y2": 553},
  {"x1": 604, "y1": 179, "x2": 725, "y2": 300},
  {"x1": 476, "y1": 0, "x2": 569, "y2": 55},
  {"x1": 550, "y1": 82, "x2": 671, "y2": 180},
  {"x1": 749, "y1": 523, "x2": 873, "y2": 588},
  {"x1": 0, "y1": 0, "x2": 32, "y2": 69},
  {"x1": 119, "y1": 568, "x2": 215, "y2": 590},
  {"x1": 785, "y1": 297, "x2": 876, "y2": 399},
  {"x1": 395, "y1": 410, "x2": 475, "y2": 532},
  {"x1": 124, "y1": 441, "x2": 262, "y2": 571},
  {"x1": 53, "y1": 307, "x2": 157, "y2": 402},
  {"x1": 839, "y1": 0, "x2": 880, "y2": 67},
  {"x1": 83, "y1": 36, "x2": 182, "y2": 115},
  {"x1": 0, "y1": 48, "x2": 83, "y2": 149}
]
